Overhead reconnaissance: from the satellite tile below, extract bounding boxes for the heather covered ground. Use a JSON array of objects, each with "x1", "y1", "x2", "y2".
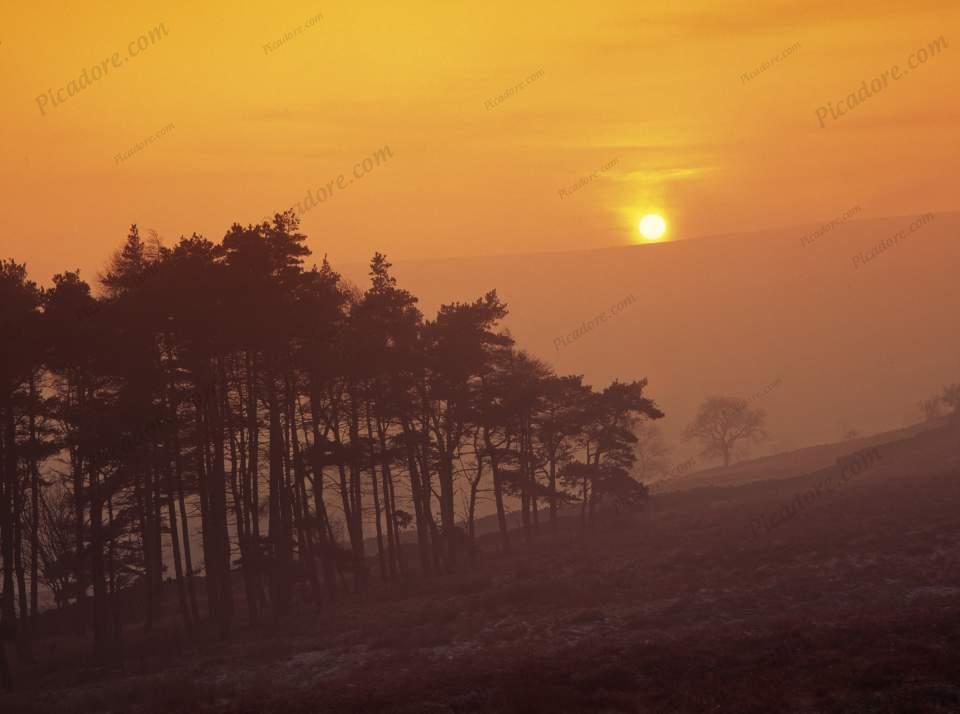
[{"x1": 5, "y1": 421, "x2": 960, "y2": 713}]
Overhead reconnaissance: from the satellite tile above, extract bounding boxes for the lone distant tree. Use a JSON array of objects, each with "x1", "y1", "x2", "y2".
[{"x1": 684, "y1": 396, "x2": 767, "y2": 467}]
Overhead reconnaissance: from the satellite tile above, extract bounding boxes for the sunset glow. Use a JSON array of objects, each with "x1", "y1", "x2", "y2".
[
  {"x1": 639, "y1": 213, "x2": 668, "y2": 241},
  {"x1": 1, "y1": 1, "x2": 958, "y2": 280}
]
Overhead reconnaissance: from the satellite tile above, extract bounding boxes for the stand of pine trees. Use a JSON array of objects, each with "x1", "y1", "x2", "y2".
[{"x1": 0, "y1": 213, "x2": 662, "y2": 680}]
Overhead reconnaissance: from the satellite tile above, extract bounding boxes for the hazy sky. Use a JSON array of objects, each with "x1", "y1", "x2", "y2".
[{"x1": 2, "y1": 1, "x2": 957, "y2": 282}]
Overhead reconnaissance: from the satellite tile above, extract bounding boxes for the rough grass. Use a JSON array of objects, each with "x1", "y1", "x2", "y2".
[{"x1": 5, "y1": 425, "x2": 960, "y2": 713}]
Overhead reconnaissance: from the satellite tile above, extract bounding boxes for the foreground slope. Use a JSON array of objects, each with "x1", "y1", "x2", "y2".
[{"x1": 4, "y1": 419, "x2": 960, "y2": 713}]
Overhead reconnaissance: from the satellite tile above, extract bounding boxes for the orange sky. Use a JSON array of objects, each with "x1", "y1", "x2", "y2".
[{"x1": 1, "y1": 1, "x2": 958, "y2": 282}]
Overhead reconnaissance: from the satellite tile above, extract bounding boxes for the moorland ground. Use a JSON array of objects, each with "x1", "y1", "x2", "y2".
[{"x1": 4, "y1": 419, "x2": 960, "y2": 714}]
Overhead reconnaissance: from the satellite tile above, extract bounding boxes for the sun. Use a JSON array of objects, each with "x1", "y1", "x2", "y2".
[{"x1": 638, "y1": 214, "x2": 667, "y2": 241}]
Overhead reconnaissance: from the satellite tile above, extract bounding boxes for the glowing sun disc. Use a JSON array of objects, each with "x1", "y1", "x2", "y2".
[{"x1": 638, "y1": 214, "x2": 667, "y2": 241}]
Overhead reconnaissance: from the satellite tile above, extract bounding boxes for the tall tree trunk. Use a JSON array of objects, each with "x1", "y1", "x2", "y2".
[
  {"x1": 287, "y1": 381, "x2": 319, "y2": 605},
  {"x1": 106, "y1": 495, "x2": 122, "y2": 644},
  {"x1": 483, "y1": 425, "x2": 511, "y2": 554},
  {"x1": 172, "y1": 417, "x2": 200, "y2": 624},
  {"x1": 1, "y1": 398, "x2": 19, "y2": 690},
  {"x1": 580, "y1": 444, "x2": 590, "y2": 531},
  {"x1": 160, "y1": 370, "x2": 188, "y2": 629},
  {"x1": 245, "y1": 352, "x2": 266, "y2": 613},
  {"x1": 438, "y1": 455, "x2": 457, "y2": 571},
  {"x1": 466, "y1": 450, "x2": 482, "y2": 561},
  {"x1": 88, "y1": 459, "x2": 110, "y2": 660},
  {"x1": 401, "y1": 421, "x2": 432, "y2": 577},
  {"x1": 342, "y1": 395, "x2": 368, "y2": 595},
  {"x1": 206, "y1": 372, "x2": 234, "y2": 637},
  {"x1": 417, "y1": 445, "x2": 444, "y2": 572},
  {"x1": 226, "y1": 365, "x2": 260, "y2": 626},
  {"x1": 13, "y1": 467, "x2": 30, "y2": 635},
  {"x1": 28, "y1": 376, "x2": 39, "y2": 625},
  {"x1": 73, "y1": 383, "x2": 89, "y2": 635},
  {"x1": 366, "y1": 410, "x2": 388, "y2": 581},
  {"x1": 267, "y1": 379, "x2": 292, "y2": 617},
  {"x1": 166, "y1": 491, "x2": 191, "y2": 629},
  {"x1": 519, "y1": 427, "x2": 531, "y2": 539},
  {"x1": 548, "y1": 455, "x2": 558, "y2": 534},
  {"x1": 309, "y1": 471, "x2": 337, "y2": 602},
  {"x1": 0, "y1": 402, "x2": 16, "y2": 638},
  {"x1": 307, "y1": 384, "x2": 338, "y2": 602},
  {"x1": 587, "y1": 447, "x2": 603, "y2": 527},
  {"x1": 151, "y1": 464, "x2": 164, "y2": 607},
  {"x1": 377, "y1": 417, "x2": 403, "y2": 578},
  {"x1": 133, "y1": 463, "x2": 153, "y2": 632}
]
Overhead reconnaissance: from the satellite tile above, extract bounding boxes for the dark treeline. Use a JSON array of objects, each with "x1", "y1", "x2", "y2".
[{"x1": 0, "y1": 212, "x2": 662, "y2": 683}]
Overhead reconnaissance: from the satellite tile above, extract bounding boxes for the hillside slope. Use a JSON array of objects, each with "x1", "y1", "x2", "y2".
[
  {"x1": 342, "y1": 213, "x2": 960, "y2": 453},
  {"x1": 5, "y1": 419, "x2": 960, "y2": 714},
  {"x1": 650, "y1": 416, "x2": 949, "y2": 494}
]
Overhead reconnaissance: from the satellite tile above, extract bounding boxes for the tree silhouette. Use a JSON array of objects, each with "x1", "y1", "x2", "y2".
[
  {"x1": 684, "y1": 396, "x2": 767, "y2": 467},
  {"x1": 0, "y1": 214, "x2": 665, "y2": 682},
  {"x1": 564, "y1": 380, "x2": 664, "y2": 526},
  {"x1": 0, "y1": 260, "x2": 42, "y2": 665}
]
